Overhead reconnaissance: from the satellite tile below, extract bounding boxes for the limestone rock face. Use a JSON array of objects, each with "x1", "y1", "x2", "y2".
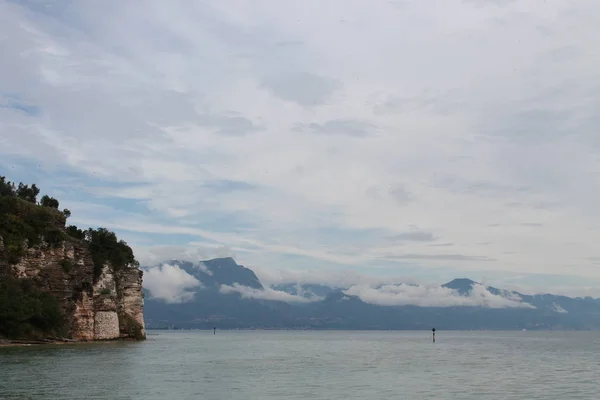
[
  {"x1": 5, "y1": 239, "x2": 145, "y2": 341},
  {"x1": 117, "y1": 268, "x2": 146, "y2": 337}
]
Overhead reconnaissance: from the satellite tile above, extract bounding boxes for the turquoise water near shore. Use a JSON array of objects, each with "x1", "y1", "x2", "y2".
[{"x1": 1, "y1": 330, "x2": 599, "y2": 399}]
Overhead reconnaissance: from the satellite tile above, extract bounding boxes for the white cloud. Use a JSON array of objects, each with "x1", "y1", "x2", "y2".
[
  {"x1": 344, "y1": 283, "x2": 535, "y2": 308},
  {"x1": 143, "y1": 263, "x2": 202, "y2": 303},
  {"x1": 219, "y1": 283, "x2": 322, "y2": 303},
  {"x1": 2, "y1": 0, "x2": 600, "y2": 290},
  {"x1": 504, "y1": 284, "x2": 600, "y2": 299},
  {"x1": 196, "y1": 262, "x2": 213, "y2": 276},
  {"x1": 127, "y1": 243, "x2": 237, "y2": 270},
  {"x1": 252, "y1": 264, "x2": 418, "y2": 289}
]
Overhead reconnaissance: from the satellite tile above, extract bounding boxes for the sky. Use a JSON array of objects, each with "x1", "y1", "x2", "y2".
[{"x1": 2, "y1": 0, "x2": 600, "y2": 297}]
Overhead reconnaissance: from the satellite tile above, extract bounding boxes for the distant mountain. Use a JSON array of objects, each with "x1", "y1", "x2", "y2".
[
  {"x1": 271, "y1": 283, "x2": 337, "y2": 299},
  {"x1": 143, "y1": 258, "x2": 294, "y2": 329},
  {"x1": 442, "y1": 278, "x2": 478, "y2": 295},
  {"x1": 164, "y1": 257, "x2": 263, "y2": 290},
  {"x1": 442, "y1": 278, "x2": 600, "y2": 315},
  {"x1": 143, "y1": 258, "x2": 600, "y2": 330}
]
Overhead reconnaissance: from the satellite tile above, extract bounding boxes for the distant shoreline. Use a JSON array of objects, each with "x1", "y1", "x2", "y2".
[{"x1": 144, "y1": 327, "x2": 600, "y2": 332}]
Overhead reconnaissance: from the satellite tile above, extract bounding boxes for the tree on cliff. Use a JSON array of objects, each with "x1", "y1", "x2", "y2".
[
  {"x1": 40, "y1": 194, "x2": 60, "y2": 209},
  {"x1": 0, "y1": 176, "x2": 15, "y2": 197},
  {"x1": 85, "y1": 227, "x2": 138, "y2": 278},
  {"x1": 0, "y1": 176, "x2": 40, "y2": 203},
  {"x1": 66, "y1": 224, "x2": 84, "y2": 239},
  {"x1": 16, "y1": 183, "x2": 40, "y2": 203}
]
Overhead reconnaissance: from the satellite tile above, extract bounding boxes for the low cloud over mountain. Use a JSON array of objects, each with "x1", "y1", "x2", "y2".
[
  {"x1": 220, "y1": 284, "x2": 321, "y2": 303},
  {"x1": 143, "y1": 263, "x2": 202, "y2": 303},
  {"x1": 142, "y1": 258, "x2": 600, "y2": 330},
  {"x1": 343, "y1": 283, "x2": 534, "y2": 308}
]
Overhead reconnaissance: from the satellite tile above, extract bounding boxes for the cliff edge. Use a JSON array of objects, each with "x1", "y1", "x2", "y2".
[{"x1": 0, "y1": 177, "x2": 145, "y2": 341}]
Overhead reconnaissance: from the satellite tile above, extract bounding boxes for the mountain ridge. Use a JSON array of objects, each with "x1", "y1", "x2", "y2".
[{"x1": 142, "y1": 258, "x2": 600, "y2": 330}]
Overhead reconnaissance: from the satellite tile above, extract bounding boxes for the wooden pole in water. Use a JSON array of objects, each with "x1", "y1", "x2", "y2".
[
  {"x1": 214, "y1": 326, "x2": 216, "y2": 335},
  {"x1": 432, "y1": 328, "x2": 435, "y2": 343}
]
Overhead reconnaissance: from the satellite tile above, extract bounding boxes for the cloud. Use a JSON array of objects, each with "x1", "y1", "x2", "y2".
[
  {"x1": 344, "y1": 283, "x2": 535, "y2": 308},
  {"x1": 143, "y1": 263, "x2": 202, "y2": 303},
  {"x1": 551, "y1": 302, "x2": 568, "y2": 314},
  {"x1": 519, "y1": 222, "x2": 543, "y2": 227},
  {"x1": 196, "y1": 262, "x2": 213, "y2": 276},
  {"x1": 293, "y1": 119, "x2": 377, "y2": 137},
  {"x1": 252, "y1": 264, "x2": 420, "y2": 289},
  {"x1": 260, "y1": 72, "x2": 340, "y2": 106},
  {"x1": 384, "y1": 254, "x2": 494, "y2": 261},
  {"x1": 219, "y1": 283, "x2": 321, "y2": 303},
  {"x1": 196, "y1": 112, "x2": 263, "y2": 136},
  {"x1": 134, "y1": 244, "x2": 237, "y2": 267},
  {"x1": 495, "y1": 279, "x2": 600, "y2": 299},
  {"x1": 387, "y1": 184, "x2": 413, "y2": 205},
  {"x1": 388, "y1": 231, "x2": 437, "y2": 242},
  {"x1": 2, "y1": 0, "x2": 600, "y2": 291},
  {"x1": 0, "y1": 93, "x2": 40, "y2": 116}
]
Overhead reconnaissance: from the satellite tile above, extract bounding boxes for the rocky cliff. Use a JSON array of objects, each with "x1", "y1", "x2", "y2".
[{"x1": 0, "y1": 177, "x2": 145, "y2": 341}]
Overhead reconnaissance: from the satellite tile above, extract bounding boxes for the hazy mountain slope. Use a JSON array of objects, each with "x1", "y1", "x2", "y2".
[{"x1": 143, "y1": 258, "x2": 600, "y2": 330}]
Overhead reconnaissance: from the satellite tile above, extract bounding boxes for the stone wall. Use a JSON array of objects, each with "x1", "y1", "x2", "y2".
[
  {"x1": 94, "y1": 311, "x2": 120, "y2": 340},
  {"x1": 92, "y1": 265, "x2": 120, "y2": 340}
]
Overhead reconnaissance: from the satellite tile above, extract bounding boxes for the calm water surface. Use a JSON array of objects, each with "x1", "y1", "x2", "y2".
[{"x1": 1, "y1": 330, "x2": 599, "y2": 399}]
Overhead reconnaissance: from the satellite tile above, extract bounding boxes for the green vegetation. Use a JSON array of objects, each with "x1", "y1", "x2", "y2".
[
  {"x1": 63, "y1": 225, "x2": 138, "y2": 278},
  {"x1": 40, "y1": 194, "x2": 59, "y2": 209},
  {"x1": 0, "y1": 176, "x2": 138, "y2": 277},
  {"x1": 66, "y1": 224, "x2": 85, "y2": 240},
  {"x1": 119, "y1": 313, "x2": 145, "y2": 341},
  {"x1": 60, "y1": 258, "x2": 75, "y2": 273},
  {"x1": 0, "y1": 176, "x2": 139, "y2": 339},
  {"x1": 85, "y1": 227, "x2": 139, "y2": 279},
  {"x1": 0, "y1": 276, "x2": 66, "y2": 339},
  {"x1": 0, "y1": 177, "x2": 68, "y2": 263}
]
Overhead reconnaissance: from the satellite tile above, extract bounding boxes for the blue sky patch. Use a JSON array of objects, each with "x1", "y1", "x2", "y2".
[{"x1": 0, "y1": 93, "x2": 40, "y2": 117}]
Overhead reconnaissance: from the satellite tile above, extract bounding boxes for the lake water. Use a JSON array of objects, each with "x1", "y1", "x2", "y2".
[{"x1": 1, "y1": 330, "x2": 599, "y2": 399}]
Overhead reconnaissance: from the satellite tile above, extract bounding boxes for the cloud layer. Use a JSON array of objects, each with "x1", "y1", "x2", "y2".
[
  {"x1": 143, "y1": 264, "x2": 202, "y2": 303},
  {"x1": 220, "y1": 283, "x2": 321, "y2": 303},
  {"x1": 2, "y1": 0, "x2": 600, "y2": 293},
  {"x1": 344, "y1": 283, "x2": 535, "y2": 308}
]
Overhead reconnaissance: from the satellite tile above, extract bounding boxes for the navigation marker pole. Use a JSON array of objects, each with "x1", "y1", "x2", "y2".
[
  {"x1": 214, "y1": 326, "x2": 216, "y2": 335},
  {"x1": 432, "y1": 328, "x2": 436, "y2": 343}
]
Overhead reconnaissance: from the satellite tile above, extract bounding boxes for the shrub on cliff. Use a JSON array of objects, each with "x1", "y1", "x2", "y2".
[
  {"x1": 0, "y1": 177, "x2": 40, "y2": 203},
  {"x1": 85, "y1": 227, "x2": 139, "y2": 279},
  {"x1": 0, "y1": 275, "x2": 66, "y2": 339},
  {"x1": 0, "y1": 176, "x2": 139, "y2": 277},
  {"x1": 0, "y1": 176, "x2": 16, "y2": 197},
  {"x1": 65, "y1": 225, "x2": 137, "y2": 279},
  {"x1": 0, "y1": 195, "x2": 65, "y2": 263},
  {"x1": 119, "y1": 314, "x2": 145, "y2": 341},
  {"x1": 66, "y1": 224, "x2": 85, "y2": 239},
  {"x1": 40, "y1": 194, "x2": 60, "y2": 209}
]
